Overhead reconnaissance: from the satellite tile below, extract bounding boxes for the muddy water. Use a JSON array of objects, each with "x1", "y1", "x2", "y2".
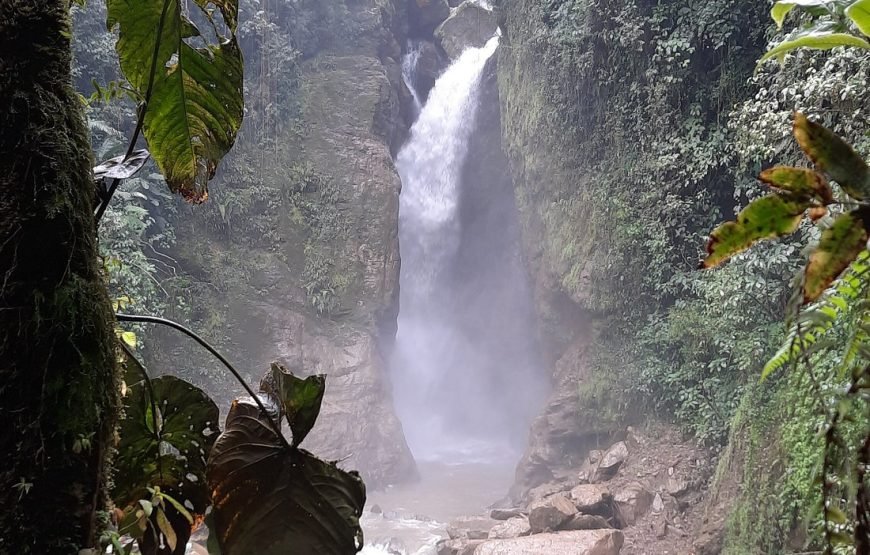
[{"x1": 361, "y1": 460, "x2": 514, "y2": 555}]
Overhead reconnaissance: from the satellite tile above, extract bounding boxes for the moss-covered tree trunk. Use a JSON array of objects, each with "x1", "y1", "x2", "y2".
[{"x1": 0, "y1": 1, "x2": 118, "y2": 552}]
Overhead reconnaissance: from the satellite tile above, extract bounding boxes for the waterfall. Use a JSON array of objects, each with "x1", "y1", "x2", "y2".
[
  {"x1": 392, "y1": 35, "x2": 544, "y2": 463},
  {"x1": 401, "y1": 40, "x2": 423, "y2": 114}
]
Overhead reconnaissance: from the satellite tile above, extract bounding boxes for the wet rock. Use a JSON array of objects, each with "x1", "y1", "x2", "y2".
[
  {"x1": 526, "y1": 480, "x2": 573, "y2": 503},
  {"x1": 370, "y1": 503, "x2": 382, "y2": 514},
  {"x1": 447, "y1": 516, "x2": 500, "y2": 540},
  {"x1": 569, "y1": 484, "x2": 611, "y2": 514},
  {"x1": 409, "y1": 0, "x2": 450, "y2": 33},
  {"x1": 594, "y1": 441, "x2": 628, "y2": 481},
  {"x1": 491, "y1": 508, "x2": 526, "y2": 520},
  {"x1": 528, "y1": 493, "x2": 577, "y2": 533},
  {"x1": 474, "y1": 529, "x2": 624, "y2": 555},
  {"x1": 437, "y1": 538, "x2": 484, "y2": 555},
  {"x1": 612, "y1": 481, "x2": 653, "y2": 527},
  {"x1": 488, "y1": 516, "x2": 532, "y2": 539},
  {"x1": 561, "y1": 513, "x2": 611, "y2": 531},
  {"x1": 435, "y1": 2, "x2": 499, "y2": 60},
  {"x1": 410, "y1": 40, "x2": 445, "y2": 102}
]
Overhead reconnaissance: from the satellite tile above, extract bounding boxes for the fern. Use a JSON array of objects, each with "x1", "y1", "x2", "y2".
[{"x1": 763, "y1": 250, "x2": 870, "y2": 379}]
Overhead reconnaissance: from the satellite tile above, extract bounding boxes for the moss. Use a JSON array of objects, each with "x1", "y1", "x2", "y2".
[{"x1": 0, "y1": 1, "x2": 119, "y2": 552}]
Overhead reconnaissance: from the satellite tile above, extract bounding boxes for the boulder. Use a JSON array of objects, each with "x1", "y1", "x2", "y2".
[
  {"x1": 561, "y1": 514, "x2": 611, "y2": 531},
  {"x1": 447, "y1": 516, "x2": 500, "y2": 540},
  {"x1": 410, "y1": 0, "x2": 450, "y2": 32},
  {"x1": 528, "y1": 494, "x2": 577, "y2": 533},
  {"x1": 526, "y1": 480, "x2": 573, "y2": 503},
  {"x1": 488, "y1": 517, "x2": 532, "y2": 539},
  {"x1": 491, "y1": 508, "x2": 526, "y2": 521},
  {"x1": 612, "y1": 481, "x2": 653, "y2": 527},
  {"x1": 569, "y1": 484, "x2": 612, "y2": 514},
  {"x1": 594, "y1": 441, "x2": 628, "y2": 481},
  {"x1": 437, "y1": 538, "x2": 484, "y2": 555},
  {"x1": 474, "y1": 529, "x2": 624, "y2": 555},
  {"x1": 666, "y1": 476, "x2": 690, "y2": 496},
  {"x1": 410, "y1": 40, "x2": 445, "y2": 101},
  {"x1": 434, "y1": 2, "x2": 499, "y2": 60}
]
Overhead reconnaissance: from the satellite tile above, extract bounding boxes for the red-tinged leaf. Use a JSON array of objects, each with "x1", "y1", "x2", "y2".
[
  {"x1": 793, "y1": 112, "x2": 870, "y2": 200},
  {"x1": 804, "y1": 209, "x2": 870, "y2": 302},
  {"x1": 703, "y1": 195, "x2": 809, "y2": 268},
  {"x1": 759, "y1": 166, "x2": 833, "y2": 203},
  {"x1": 808, "y1": 206, "x2": 828, "y2": 222}
]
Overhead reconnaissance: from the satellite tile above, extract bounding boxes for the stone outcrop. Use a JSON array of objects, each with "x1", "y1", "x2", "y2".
[
  {"x1": 435, "y1": 2, "x2": 499, "y2": 59},
  {"x1": 474, "y1": 529, "x2": 624, "y2": 555},
  {"x1": 154, "y1": 0, "x2": 416, "y2": 489},
  {"x1": 528, "y1": 493, "x2": 577, "y2": 533},
  {"x1": 448, "y1": 516, "x2": 501, "y2": 540},
  {"x1": 488, "y1": 517, "x2": 532, "y2": 539},
  {"x1": 409, "y1": 0, "x2": 450, "y2": 34}
]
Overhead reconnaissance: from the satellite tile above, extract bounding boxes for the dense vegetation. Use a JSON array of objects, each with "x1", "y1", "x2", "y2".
[
  {"x1": 2, "y1": 0, "x2": 868, "y2": 552},
  {"x1": 499, "y1": 0, "x2": 870, "y2": 551}
]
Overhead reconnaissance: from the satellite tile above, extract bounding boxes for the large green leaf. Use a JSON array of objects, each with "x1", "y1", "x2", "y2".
[
  {"x1": 114, "y1": 375, "x2": 220, "y2": 518},
  {"x1": 703, "y1": 195, "x2": 809, "y2": 268},
  {"x1": 804, "y1": 209, "x2": 870, "y2": 302},
  {"x1": 207, "y1": 399, "x2": 366, "y2": 555},
  {"x1": 847, "y1": 0, "x2": 870, "y2": 36},
  {"x1": 760, "y1": 31, "x2": 870, "y2": 64},
  {"x1": 107, "y1": 0, "x2": 244, "y2": 202},
  {"x1": 271, "y1": 363, "x2": 326, "y2": 447},
  {"x1": 793, "y1": 112, "x2": 870, "y2": 200},
  {"x1": 758, "y1": 165, "x2": 833, "y2": 203}
]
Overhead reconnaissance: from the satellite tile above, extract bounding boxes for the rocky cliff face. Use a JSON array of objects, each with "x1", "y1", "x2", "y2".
[{"x1": 151, "y1": 0, "x2": 417, "y2": 489}]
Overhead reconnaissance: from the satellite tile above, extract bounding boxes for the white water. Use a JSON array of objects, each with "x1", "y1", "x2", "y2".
[{"x1": 392, "y1": 36, "x2": 504, "y2": 461}]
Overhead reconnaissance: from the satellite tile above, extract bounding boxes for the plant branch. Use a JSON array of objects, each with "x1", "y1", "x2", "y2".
[
  {"x1": 115, "y1": 312, "x2": 289, "y2": 448},
  {"x1": 94, "y1": 0, "x2": 172, "y2": 225}
]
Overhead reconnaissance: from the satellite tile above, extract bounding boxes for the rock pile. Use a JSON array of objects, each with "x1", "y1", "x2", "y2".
[{"x1": 437, "y1": 425, "x2": 711, "y2": 554}]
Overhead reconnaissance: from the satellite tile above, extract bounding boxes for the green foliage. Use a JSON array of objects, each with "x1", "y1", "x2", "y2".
[
  {"x1": 270, "y1": 363, "x2": 325, "y2": 446},
  {"x1": 107, "y1": 0, "x2": 244, "y2": 202},
  {"x1": 763, "y1": 0, "x2": 870, "y2": 64},
  {"x1": 207, "y1": 365, "x2": 365, "y2": 554},
  {"x1": 112, "y1": 372, "x2": 219, "y2": 554}
]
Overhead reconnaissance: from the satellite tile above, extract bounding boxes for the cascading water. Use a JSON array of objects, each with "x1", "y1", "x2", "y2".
[
  {"x1": 390, "y1": 34, "x2": 545, "y2": 462},
  {"x1": 361, "y1": 29, "x2": 546, "y2": 555}
]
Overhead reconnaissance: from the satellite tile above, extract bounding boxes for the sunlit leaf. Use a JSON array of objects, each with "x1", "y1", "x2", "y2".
[
  {"x1": 93, "y1": 149, "x2": 150, "y2": 181},
  {"x1": 794, "y1": 112, "x2": 870, "y2": 199},
  {"x1": 760, "y1": 32, "x2": 870, "y2": 65},
  {"x1": 772, "y1": 2, "x2": 796, "y2": 28},
  {"x1": 847, "y1": 0, "x2": 870, "y2": 36},
  {"x1": 155, "y1": 508, "x2": 178, "y2": 552},
  {"x1": 207, "y1": 399, "x2": 366, "y2": 555},
  {"x1": 759, "y1": 166, "x2": 833, "y2": 203},
  {"x1": 270, "y1": 363, "x2": 325, "y2": 447},
  {"x1": 804, "y1": 210, "x2": 870, "y2": 302},
  {"x1": 703, "y1": 195, "x2": 809, "y2": 268},
  {"x1": 121, "y1": 331, "x2": 138, "y2": 349},
  {"x1": 107, "y1": 0, "x2": 244, "y2": 202}
]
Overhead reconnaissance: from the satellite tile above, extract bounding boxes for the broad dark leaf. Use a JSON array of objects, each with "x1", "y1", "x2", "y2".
[
  {"x1": 793, "y1": 112, "x2": 870, "y2": 200},
  {"x1": 703, "y1": 195, "x2": 809, "y2": 268},
  {"x1": 758, "y1": 166, "x2": 832, "y2": 203},
  {"x1": 114, "y1": 375, "x2": 220, "y2": 520},
  {"x1": 94, "y1": 149, "x2": 150, "y2": 181},
  {"x1": 107, "y1": 0, "x2": 244, "y2": 202},
  {"x1": 804, "y1": 209, "x2": 870, "y2": 302},
  {"x1": 207, "y1": 400, "x2": 366, "y2": 555},
  {"x1": 271, "y1": 362, "x2": 325, "y2": 447}
]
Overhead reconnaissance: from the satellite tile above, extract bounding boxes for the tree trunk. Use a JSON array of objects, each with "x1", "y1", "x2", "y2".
[{"x1": 0, "y1": 1, "x2": 119, "y2": 553}]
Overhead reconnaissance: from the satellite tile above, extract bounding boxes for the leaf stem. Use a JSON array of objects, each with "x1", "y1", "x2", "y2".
[
  {"x1": 120, "y1": 342, "x2": 164, "y2": 481},
  {"x1": 94, "y1": 0, "x2": 172, "y2": 225},
  {"x1": 116, "y1": 312, "x2": 289, "y2": 448}
]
